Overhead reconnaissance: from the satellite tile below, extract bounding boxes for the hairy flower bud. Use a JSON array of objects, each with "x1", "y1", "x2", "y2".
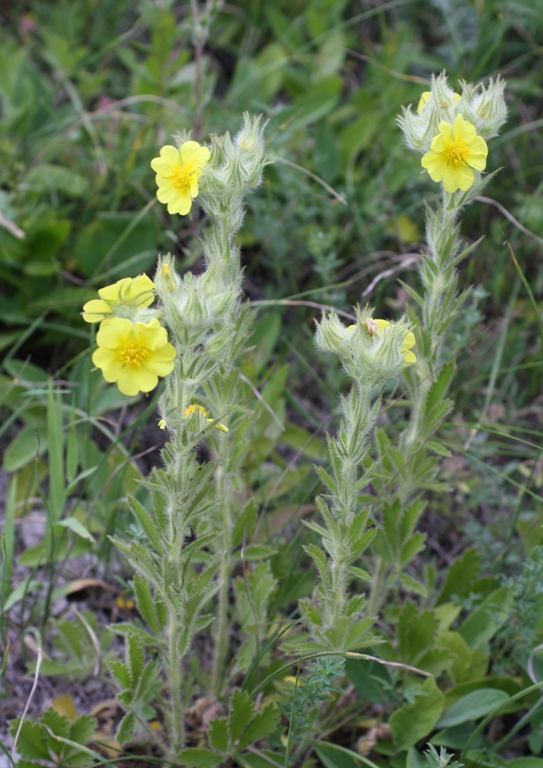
[
  {"x1": 155, "y1": 255, "x2": 181, "y2": 294},
  {"x1": 315, "y1": 311, "x2": 351, "y2": 352},
  {"x1": 316, "y1": 308, "x2": 415, "y2": 388},
  {"x1": 460, "y1": 76, "x2": 508, "y2": 140},
  {"x1": 398, "y1": 71, "x2": 506, "y2": 156},
  {"x1": 235, "y1": 112, "x2": 267, "y2": 187}
]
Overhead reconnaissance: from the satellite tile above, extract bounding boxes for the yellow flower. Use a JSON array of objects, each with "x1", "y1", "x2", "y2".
[
  {"x1": 150, "y1": 141, "x2": 211, "y2": 216},
  {"x1": 184, "y1": 404, "x2": 229, "y2": 433},
  {"x1": 92, "y1": 317, "x2": 176, "y2": 396},
  {"x1": 82, "y1": 275, "x2": 155, "y2": 323},
  {"x1": 421, "y1": 114, "x2": 488, "y2": 193},
  {"x1": 417, "y1": 91, "x2": 461, "y2": 114}
]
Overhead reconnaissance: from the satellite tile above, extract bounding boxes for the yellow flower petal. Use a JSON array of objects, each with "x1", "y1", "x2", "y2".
[
  {"x1": 181, "y1": 141, "x2": 210, "y2": 168},
  {"x1": 168, "y1": 190, "x2": 193, "y2": 216},
  {"x1": 151, "y1": 145, "x2": 179, "y2": 171},
  {"x1": 417, "y1": 91, "x2": 431, "y2": 114},
  {"x1": 401, "y1": 330, "x2": 416, "y2": 352},
  {"x1": 437, "y1": 121, "x2": 453, "y2": 140},
  {"x1": 157, "y1": 186, "x2": 177, "y2": 204},
  {"x1": 82, "y1": 299, "x2": 112, "y2": 323},
  {"x1": 92, "y1": 317, "x2": 176, "y2": 395},
  {"x1": 375, "y1": 319, "x2": 390, "y2": 332},
  {"x1": 442, "y1": 164, "x2": 474, "y2": 193}
]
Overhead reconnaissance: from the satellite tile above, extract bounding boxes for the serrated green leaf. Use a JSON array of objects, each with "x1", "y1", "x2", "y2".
[
  {"x1": 208, "y1": 716, "x2": 229, "y2": 752},
  {"x1": 240, "y1": 544, "x2": 275, "y2": 561},
  {"x1": 126, "y1": 635, "x2": 144, "y2": 683},
  {"x1": 8, "y1": 720, "x2": 51, "y2": 760},
  {"x1": 426, "y1": 360, "x2": 455, "y2": 413},
  {"x1": 398, "y1": 603, "x2": 439, "y2": 665},
  {"x1": 228, "y1": 689, "x2": 256, "y2": 745},
  {"x1": 133, "y1": 573, "x2": 159, "y2": 634},
  {"x1": 437, "y1": 548, "x2": 481, "y2": 605},
  {"x1": 237, "y1": 703, "x2": 280, "y2": 750},
  {"x1": 400, "y1": 532, "x2": 426, "y2": 567},
  {"x1": 426, "y1": 440, "x2": 452, "y2": 457},
  {"x1": 132, "y1": 660, "x2": 161, "y2": 704},
  {"x1": 128, "y1": 496, "x2": 163, "y2": 553},
  {"x1": 116, "y1": 712, "x2": 136, "y2": 746},
  {"x1": 232, "y1": 500, "x2": 258, "y2": 548},
  {"x1": 399, "y1": 573, "x2": 427, "y2": 597},
  {"x1": 423, "y1": 400, "x2": 453, "y2": 438},
  {"x1": 108, "y1": 660, "x2": 131, "y2": 691},
  {"x1": 69, "y1": 713, "x2": 97, "y2": 746},
  {"x1": 315, "y1": 465, "x2": 338, "y2": 495},
  {"x1": 110, "y1": 622, "x2": 161, "y2": 647}
]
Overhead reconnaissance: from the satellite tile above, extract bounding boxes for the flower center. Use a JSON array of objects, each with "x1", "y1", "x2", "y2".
[
  {"x1": 120, "y1": 342, "x2": 148, "y2": 368},
  {"x1": 446, "y1": 139, "x2": 469, "y2": 166},
  {"x1": 170, "y1": 164, "x2": 191, "y2": 191}
]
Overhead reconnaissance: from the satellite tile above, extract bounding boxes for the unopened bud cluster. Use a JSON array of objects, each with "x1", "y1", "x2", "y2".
[
  {"x1": 315, "y1": 307, "x2": 415, "y2": 388},
  {"x1": 398, "y1": 72, "x2": 507, "y2": 154},
  {"x1": 154, "y1": 254, "x2": 239, "y2": 346},
  {"x1": 197, "y1": 112, "x2": 267, "y2": 219}
]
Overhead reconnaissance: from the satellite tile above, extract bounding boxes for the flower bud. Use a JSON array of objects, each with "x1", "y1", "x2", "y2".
[
  {"x1": 205, "y1": 323, "x2": 234, "y2": 358},
  {"x1": 315, "y1": 311, "x2": 351, "y2": 353},
  {"x1": 316, "y1": 308, "x2": 416, "y2": 388},
  {"x1": 155, "y1": 254, "x2": 181, "y2": 294},
  {"x1": 235, "y1": 112, "x2": 267, "y2": 187},
  {"x1": 460, "y1": 76, "x2": 507, "y2": 140}
]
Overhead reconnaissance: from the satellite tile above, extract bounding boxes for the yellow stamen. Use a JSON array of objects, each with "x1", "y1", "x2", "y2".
[
  {"x1": 170, "y1": 164, "x2": 191, "y2": 191},
  {"x1": 120, "y1": 343, "x2": 148, "y2": 368},
  {"x1": 446, "y1": 139, "x2": 469, "y2": 166}
]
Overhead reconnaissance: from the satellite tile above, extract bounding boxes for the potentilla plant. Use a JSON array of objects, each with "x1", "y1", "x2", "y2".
[
  {"x1": 367, "y1": 73, "x2": 507, "y2": 613},
  {"x1": 82, "y1": 115, "x2": 273, "y2": 760},
  {"x1": 299, "y1": 72, "x2": 507, "y2": 657},
  {"x1": 75, "y1": 74, "x2": 509, "y2": 762}
]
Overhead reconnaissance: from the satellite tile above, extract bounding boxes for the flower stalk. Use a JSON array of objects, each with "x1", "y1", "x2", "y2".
[
  {"x1": 300, "y1": 309, "x2": 416, "y2": 652},
  {"x1": 84, "y1": 115, "x2": 267, "y2": 758}
]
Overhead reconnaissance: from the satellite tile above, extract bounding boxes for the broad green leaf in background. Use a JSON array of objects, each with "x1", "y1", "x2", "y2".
[{"x1": 389, "y1": 677, "x2": 445, "y2": 752}]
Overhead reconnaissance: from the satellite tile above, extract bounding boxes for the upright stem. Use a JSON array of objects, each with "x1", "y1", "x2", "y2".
[
  {"x1": 211, "y1": 457, "x2": 232, "y2": 697},
  {"x1": 166, "y1": 614, "x2": 184, "y2": 755},
  {"x1": 190, "y1": 0, "x2": 203, "y2": 140}
]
